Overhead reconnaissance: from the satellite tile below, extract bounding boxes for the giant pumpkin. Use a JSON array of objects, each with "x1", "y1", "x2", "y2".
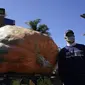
[{"x1": 0, "y1": 25, "x2": 58, "y2": 74}]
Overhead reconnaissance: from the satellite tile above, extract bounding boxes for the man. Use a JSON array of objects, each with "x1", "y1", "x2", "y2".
[{"x1": 58, "y1": 29, "x2": 85, "y2": 85}]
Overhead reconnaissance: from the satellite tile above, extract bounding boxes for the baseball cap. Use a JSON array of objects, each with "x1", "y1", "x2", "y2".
[{"x1": 64, "y1": 29, "x2": 74, "y2": 37}]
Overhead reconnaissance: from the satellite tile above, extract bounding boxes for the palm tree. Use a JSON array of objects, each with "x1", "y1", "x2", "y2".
[
  {"x1": 83, "y1": 34, "x2": 85, "y2": 36},
  {"x1": 25, "y1": 19, "x2": 50, "y2": 36},
  {"x1": 80, "y1": 14, "x2": 85, "y2": 36},
  {"x1": 80, "y1": 13, "x2": 85, "y2": 19}
]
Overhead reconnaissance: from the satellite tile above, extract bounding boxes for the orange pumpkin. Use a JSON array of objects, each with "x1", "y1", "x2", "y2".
[{"x1": 0, "y1": 25, "x2": 59, "y2": 74}]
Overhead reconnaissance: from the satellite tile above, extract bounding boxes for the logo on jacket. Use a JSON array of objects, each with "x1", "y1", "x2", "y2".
[{"x1": 66, "y1": 50, "x2": 84, "y2": 59}]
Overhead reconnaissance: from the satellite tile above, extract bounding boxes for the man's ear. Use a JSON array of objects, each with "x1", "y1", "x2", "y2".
[{"x1": 64, "y1": 37, "x2": 67, "y2": 39}]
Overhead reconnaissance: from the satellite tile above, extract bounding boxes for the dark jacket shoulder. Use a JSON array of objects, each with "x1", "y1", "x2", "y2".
[{"x1": 76, "y1": 43, "x2": 85, "y2": 47}]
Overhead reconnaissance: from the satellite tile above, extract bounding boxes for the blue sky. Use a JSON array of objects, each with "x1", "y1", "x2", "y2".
[{"x1": 0, "y1": 0, "x2": 85, "y2": 48}]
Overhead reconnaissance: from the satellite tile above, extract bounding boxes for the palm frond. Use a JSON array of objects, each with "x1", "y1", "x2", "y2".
[
  {"x1": 25, "y1": 19, "x2": 51, "y2": 36},
  {"x1": 80, "y1": 14, "x2": 85, "y2": 18},
  {"x1": 83, "y1": 34, "x2": 85, "y2": 36},
  {"x1": 34, "y1": 19, "x2": 41, "y2": 25},
  {"x1": 38, "y1": 24, "x2": 49, "y2": 32}
]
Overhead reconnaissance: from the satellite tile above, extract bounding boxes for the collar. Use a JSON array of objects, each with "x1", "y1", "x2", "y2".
[{"x1": 67, "y1": 42, "x2": 76, "y2": 46}]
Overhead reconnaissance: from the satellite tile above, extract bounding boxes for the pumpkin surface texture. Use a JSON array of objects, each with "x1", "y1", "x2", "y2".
[{"x1": 0, "y1": 25, "x2": 58, "y2": 74}]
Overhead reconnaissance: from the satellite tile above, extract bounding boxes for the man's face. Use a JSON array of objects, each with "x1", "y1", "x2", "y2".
[{"x1": 65, "y1": 32, "x2": 75, "y2": 43}]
